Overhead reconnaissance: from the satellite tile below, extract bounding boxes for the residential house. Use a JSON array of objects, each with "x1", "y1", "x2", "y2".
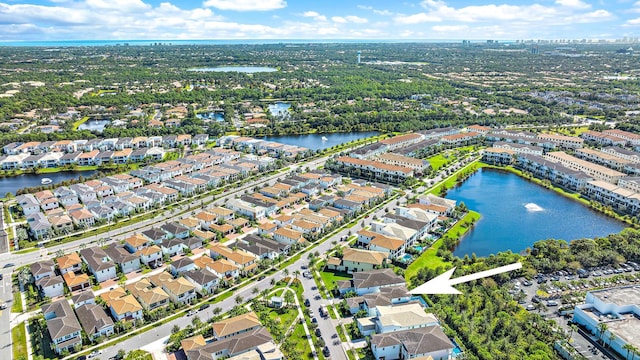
[
  {"x1": 169, "y1": 257, "x2": 196, "y2": 276},
  {"x1": 338, "y1": 268, "x2": 406, "y2": 296},
  {"x1": 212, "y1": 312, "x2": 262, "y2": 340},
  {"x1": 30, "y1": 259, "x2": 56, "y2": 281},
  {"x1": 62, "y1": 272, "x2": 91, "y2": 292},
  {"x1": 326, "y1": 248, "x2": 388, "y2": 273},
  {"x1": 126, "y1": 279, "x2": 170, "y2": 310},
  {"x1": 55, "y1": 253, "x2": 83, "y2": 275},
  {"x1": 104, "y1": 243, "x2": 141, "y2": 274},
  {"x1": 43, "y1": 300, "x2": 83, "y2": 354},
  {"x1": 36, "y1": 275, "x2": 65, "y2": 298},
  {"x1": 75, "y1": 303, "x2": 115, "y2": 340},
  {"x1": 149, "y1": 272, "x2": 197, "y2": 305},
  {"x1": 107, "y1": 294, "x2": 144, "y2": 322},
  {"x1": 273, "y1": 227, "x2": 305, "y2": 246},
  {"x1": 371, "y1": 326, "x2": 454, "y2": 360},
  {"x1": 183, "y1": 268, "x2": 219, "y2": 296},
  {"x1": 79, "y1": 247, "x2": 117, "y2": 283}
]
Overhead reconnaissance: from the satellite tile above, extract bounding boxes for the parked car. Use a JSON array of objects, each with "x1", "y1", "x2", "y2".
[
  {"x1": 199, "y1": 304, "x2": 210, "y2": 311},
  {"x1": 304, "y1": 298, "x2": 311, "y2": 307},
  {"x1": 546, "y1": 300, "x2": 559, "y2": 307},
  {"x1": 0, "y1": 303, "x2": 7, "y2": 310},
  {"x1": 323, "y1": 346, "x2": 330, "y2": 356}
]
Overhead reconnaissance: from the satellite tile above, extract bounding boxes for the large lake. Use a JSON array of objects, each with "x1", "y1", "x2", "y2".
[
  {"x1": 447, "y1": 168, "x2": 627, "y2": 257},
  {"x1": 261, "y1": 131, "x2": 379, "y2": 150},
  {"x1": 0, "y1": 170, "x2": 97, "y2": 197}
]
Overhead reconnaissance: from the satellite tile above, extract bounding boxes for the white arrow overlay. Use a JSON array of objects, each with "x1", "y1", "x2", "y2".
[{"x1": 410, "y1": 262, "x2": 523, "y2": 295}]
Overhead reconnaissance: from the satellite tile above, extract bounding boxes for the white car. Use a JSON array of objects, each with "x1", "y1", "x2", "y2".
[{"x1": 88, "y1": 350, "x2": 102, "y2": 358}]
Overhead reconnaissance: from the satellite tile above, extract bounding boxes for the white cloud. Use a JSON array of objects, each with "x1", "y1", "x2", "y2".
[
  {"x1": 331, "y1": 16, "x2": 347, "y2": 23},
  {"x1": 555, "y1": 0, "x2": 591, "y2": 9},
  {"x1": 345, "y1": 15, "x2": 368, "y2": 23},
  {"x1": 432, "y1": 24, "x2": 469, "y2": 32},
  {"x1": 302, "y1": 11, "x2": 327, "y2": 22},
  {"x1": 565, "y1": 9, "x2": 613, "y2": 23},
  {"x1": 357, "y1": 5, "x2": 393, "y2": 16},
  {"x1": 394, "y1": 13, "x2": 441, "y2": 24},
  {"x1": 623, "y1": 17, "x2": 640, "y2": 26},
  {"x1": 332, "y1": 15, "x2": 368, "y2": 24},
  {"x1": 396, "y1": 0, "x2": 610, "y2": 25},
  {"x1": 203, "y1": 0, "x2": 286, "y2": 11}
]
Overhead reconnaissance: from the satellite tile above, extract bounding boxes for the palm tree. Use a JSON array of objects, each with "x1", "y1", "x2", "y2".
[
  {"x1": 283, "y1": 269, "x2": 289, "y2": 278},
  {"x1": 623, "y1": 344, "x2": 637, "y2": 360},
  {"x1": 608, "y1": 333, "x2": 617, "y2": 348},
  {"x1": 293, "y1": 270, "x2": 300, "y2": 279},
  {"x1": 252, "y1": 287, "x2": 259, "y2": 294},
  {"x1": 213, "y1": 307, "x2": 222, "y2": 316},
  {"x1": 597, "y1": 323, "x2": 608, "y2": 345},
  {"x1": 235, "y1": 295, "x2": 243, "y2": 304}
]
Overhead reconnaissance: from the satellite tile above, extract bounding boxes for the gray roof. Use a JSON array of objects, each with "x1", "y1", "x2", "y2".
[
  {"x1": 235, "y1": 235, "x2": 286, "y2": 256},
  {"x1": 36, "y1": 275, "x2": 64, "y2": 289},
  {"x1": 142, "y1": 228, "x2": 166, "y2": 241},
  {"x1": 104, "y1": 243, "x2": 139, "y2": 264},
  {"x1": 42, "y1": 299, "x2": 82, "y2": 340},
  {"x1": 185, "y1": 327, "x2": 273, "y2": 360},
  {"x1": 371, "y1": 326, "x2": 454, "y2": 355},
  {"x1": 352, "y1": 269, "x2": 405, "y2": 290},
  {"x1": 161, "y1": 222, "x2": 189, "y2": 235},
  {"x1": 71, "y1": 291, "x2": 95, "y2": 304},
  {"x1": 172, "y1": 257, "x2": 195, "y2": 269},
  {"x1": 30, "y1": 259, "x2": 55, "y2": 277},
  {"x1": 184, "y1": 268, "x2": 218, "y2": 285},
  {"x1": 384, "y1": 214, "x2": 428, "y2": 231},
  {"x1": 75, "y1": 303, "x2": 114, "y2": 337},
  {"x1": 79, "y1": 247, "x2": 115, "y2": 272}
]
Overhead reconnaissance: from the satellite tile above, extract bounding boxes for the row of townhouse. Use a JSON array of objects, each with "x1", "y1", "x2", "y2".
[
  {"x1": 332, "y1": 156, "x2": 415, "y2": 184},
  {"x1": 336, "y1": 269, "x2": 456, "y2": 360},
  {"x1": 515, "y1": 154, "x2": 595, "y2": 191},
  {"x1": 0, "y1": 147, "x2": 165, "y2": 170},
  {"x1": 218, "y1": 135, "x2": 309, "y2": 158},
  {"x1": 2, "y1": 134, "x2": 210, "y2": 155},
  {"x1": 544, "y1": 151, "x2": 627, "y2": 184},
  {"x1": 581, "y1": 129, "x2": 640, "y2": 148},
  {"x1": 486, "y1": 130, "x2": 584, "y2": 150},
  {"x1": 19, "y1": 148, "x2": 276, "y2": 239}
]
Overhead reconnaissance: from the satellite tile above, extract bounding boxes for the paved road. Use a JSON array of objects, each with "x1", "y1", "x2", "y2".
[
  {"x1": 0, "y1": 156, "x2": 325, "y2": 360},
  {"x1": 96, "y1": 186, "x2": 405, "y2": 360}
]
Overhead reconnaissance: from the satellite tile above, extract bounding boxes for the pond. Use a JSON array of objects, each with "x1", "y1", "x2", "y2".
[
  {"x1": 187, "y1": 66, "x2": 278, "y2": 73},
  {"x1": 0, "y1": 170, "x2": 97, "y2": 197},
  {"x1": 446, "y1": 168, "x2": 627, "y2": 257},
  {"x1": 267, "y1": 102, "x2": 291, "y2": 117},
  {"x1": 196, "y1": 112, "x2": 225, "y2": 122},
  {"x1": 261, "y1": 131, "x2": 379, "y2": 150},
  {"x1": 78, "y1": 119, "x2": 110, "y2": 133}
]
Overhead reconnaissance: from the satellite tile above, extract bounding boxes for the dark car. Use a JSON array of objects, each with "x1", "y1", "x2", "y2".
[
  {"x1": 311, "y1": 317, "x2": 317, "y2": 323},
  {"x1": 3, "y1": 263, "x2": 14, "y2": 268},
  {"x1": 258, "y1": 275, "x2": 266, "y2": 280},
  {"x1": 304, "y1": 298, "x2": 310, "y2": 307},
  {"x1": 323, "y1": 346, "x2": 330, "y2": 356},
  {"x1": 315, "y1": 328, "x2": 322, "y2": 336},
  {"x1": 199, "y1": 303, "x2": 210, "y2": 311}
]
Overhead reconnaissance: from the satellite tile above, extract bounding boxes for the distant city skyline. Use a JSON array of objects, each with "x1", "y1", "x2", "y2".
[{"x1": 0, "y1": 0, "x2": 639, "y2": 42}]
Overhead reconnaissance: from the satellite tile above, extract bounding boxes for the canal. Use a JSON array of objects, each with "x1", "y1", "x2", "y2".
[
  {"x1": 261, "y1": 131, "x2": 379, "y2": 150},
  {"x1": 446, "y1": 168, "x2": 627, "y2": 257},
  {"x1": 0, "y1": 170, "x2": 97, "y2": 197}
]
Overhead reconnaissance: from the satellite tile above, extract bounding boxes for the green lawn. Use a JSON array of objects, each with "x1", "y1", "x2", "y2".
[
  {"x1": 124, "y1": 350, "x2": 153, "y2": 360},
  {"x1": 426, "y1": 154, "x2": 449, "y2": 171},
  {"x1": 11, "y1": 322, "x2": 27, "y2": 360},
  {"x1": 429, "y1": 161, "x2": 481, "y2": 195},
  {"x1": 405, "y1": 211, "x2": 481, "y2": 280},
  {"x1": 319, "y1": 271, "x2": 352, "y2": 293},
  {"x1": 71, "y1": 116, "x2": 89, "y2": 130},
  {"x1": 11, "y1": 290, "x2": 23, "y2": 313}
]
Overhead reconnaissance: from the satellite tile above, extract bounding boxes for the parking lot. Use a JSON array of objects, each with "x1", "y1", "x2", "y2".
[{"x1": 508, "y1": 263, "x2": 640, "y2": 359}]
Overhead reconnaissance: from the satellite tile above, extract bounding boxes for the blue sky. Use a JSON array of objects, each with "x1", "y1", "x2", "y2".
[{"x1": 0, "y1": 0, "x2": 638, "y2": 41}]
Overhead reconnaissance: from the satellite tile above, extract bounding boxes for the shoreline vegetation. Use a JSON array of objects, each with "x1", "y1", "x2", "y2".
[{"x1": 410, "y1": 159, "x2": 635, "y2": 276}]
